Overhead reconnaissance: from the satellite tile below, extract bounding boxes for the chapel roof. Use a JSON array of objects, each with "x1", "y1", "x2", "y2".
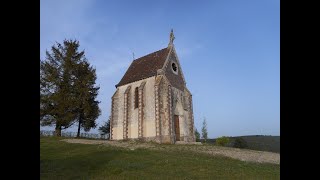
[{"x1": 115, "y1": 47, "x2": 170, "y2": 87}]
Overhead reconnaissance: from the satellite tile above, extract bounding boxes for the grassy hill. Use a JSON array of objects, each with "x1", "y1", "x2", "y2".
[
  {"x1": 40, "y1": 137, "x2": 279, "y2": 179},
  {"x1": 202, "y1": 135, "x2": 280, "y2": 153}
]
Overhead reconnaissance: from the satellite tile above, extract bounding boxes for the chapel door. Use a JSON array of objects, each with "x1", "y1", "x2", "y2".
[{"x1": 174, "y1": 115, "x2": 180, "y2": 141}]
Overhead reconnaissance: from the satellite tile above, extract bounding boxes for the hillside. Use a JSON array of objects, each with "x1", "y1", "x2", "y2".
[
  {"x1": 202, "y1": 135, "x2": 280, "y2": 153},
  {"x1": 40, "y1": 137, "x2": 280, "y2": 179}
]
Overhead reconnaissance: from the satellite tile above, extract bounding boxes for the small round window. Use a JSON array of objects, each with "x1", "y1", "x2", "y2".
[{"x1": 171, "y1": 62, "x2": 178, "y2": 74}]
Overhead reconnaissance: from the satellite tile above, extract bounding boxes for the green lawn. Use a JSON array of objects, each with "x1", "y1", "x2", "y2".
[{"x1": 40, "y1": 137, "x2": 280, "y2": 179}]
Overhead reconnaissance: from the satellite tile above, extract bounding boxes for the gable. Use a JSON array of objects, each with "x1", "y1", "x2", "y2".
[
  {"x1": 163, "y1": 49, "x2": 185, "y2": 91},
  {"x1": 116, "y1": 48, "x2": 169, "y2": 87}
]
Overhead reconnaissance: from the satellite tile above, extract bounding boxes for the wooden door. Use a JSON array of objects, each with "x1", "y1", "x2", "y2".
[{"x1": 174, "y1": 115, "x2": 180, "y2": 141}]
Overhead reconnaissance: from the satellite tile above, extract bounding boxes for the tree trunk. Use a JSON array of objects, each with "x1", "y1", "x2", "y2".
[
  {"x1": 77, "y1": 118, "x2": 81, "y2": 138},
  {"x1": 55, "y1": 125, "x2": 61, "y2": 136}
]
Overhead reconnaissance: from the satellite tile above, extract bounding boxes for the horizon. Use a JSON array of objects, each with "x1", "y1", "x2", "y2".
[{"x1": 40, "y1": 0, "x2": 280, "y2": 139}]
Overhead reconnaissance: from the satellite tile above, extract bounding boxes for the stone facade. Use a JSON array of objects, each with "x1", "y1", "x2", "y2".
[{"x1": 110, "y1": 32, "x2": 195, "y2": 144}]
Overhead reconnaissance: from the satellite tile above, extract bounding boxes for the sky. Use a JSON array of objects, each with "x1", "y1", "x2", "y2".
[{"x1": 40, "y1": 0, "x2": 280, "y2": 138}]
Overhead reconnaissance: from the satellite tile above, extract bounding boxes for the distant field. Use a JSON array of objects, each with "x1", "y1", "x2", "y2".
[
  {"x1": 40, "y1": 137, "x2": 280, "y2": 179},
  {"x1": 202, "y1": 135, "x2": 280, "y2": 153}
]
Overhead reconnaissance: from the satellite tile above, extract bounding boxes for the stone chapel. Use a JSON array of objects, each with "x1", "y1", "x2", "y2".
[{"x1": 110, "y1": 30, "x2": 195, "y2": 144}]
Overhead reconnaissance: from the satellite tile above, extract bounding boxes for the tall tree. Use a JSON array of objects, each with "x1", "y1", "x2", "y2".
[
  {"x1": 74, "y1": 60, "x2": 101, "y2": 137},
  {"x1": 40, "y1": 39, "x2": 100, "y2": 136},
  {"x1": 201, "y1": 117, "x2": 208, "y2": 143}
]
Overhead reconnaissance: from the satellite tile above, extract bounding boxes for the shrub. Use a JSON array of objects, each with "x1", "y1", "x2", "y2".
[
  {"x1": 215, "y1": 136, "x2": 230, "y2": 146},
  {"x1": 233, "y1": 137, "x2": 248, "y2": 148}
]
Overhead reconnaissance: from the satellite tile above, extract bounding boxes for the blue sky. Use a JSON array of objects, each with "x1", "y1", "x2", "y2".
[{"x1": 40, "y1": 0, "x2": 279, "y2": 138}]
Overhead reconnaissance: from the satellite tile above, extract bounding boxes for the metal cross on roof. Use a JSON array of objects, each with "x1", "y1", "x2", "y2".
[{"x1": 169, "y1": 29, "x2": 175, "y2": 44}]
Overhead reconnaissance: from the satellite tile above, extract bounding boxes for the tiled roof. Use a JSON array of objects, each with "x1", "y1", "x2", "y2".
[{"x1": 116, "y1": 47, "x2": 169, "y2": 87}]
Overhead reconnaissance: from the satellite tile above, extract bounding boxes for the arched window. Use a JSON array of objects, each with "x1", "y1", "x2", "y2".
[{"x1": 135, "y1": 87, "x2": 139, "y2": 109}]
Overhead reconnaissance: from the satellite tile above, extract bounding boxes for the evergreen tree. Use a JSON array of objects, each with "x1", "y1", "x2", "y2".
[
  {"x1": 98, "y1": 116, "x2": 111, "y2": 139},
  {"x1": 195, "y1": 128, "x2": 200, "y2": 142},
  {"x1": 40, "y1": 39, "x2": 100, "y2": 136},
  {"x1": 74, "y1": 60, "x2": 101, "y2": 137},
  {"x1": 201, "y1": 117, "x2": 208, "y2": 143}
]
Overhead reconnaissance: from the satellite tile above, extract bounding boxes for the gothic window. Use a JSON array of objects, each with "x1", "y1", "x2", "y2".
[{"x1": 134, "y1": 87, "x2": 139, "y2": 109}]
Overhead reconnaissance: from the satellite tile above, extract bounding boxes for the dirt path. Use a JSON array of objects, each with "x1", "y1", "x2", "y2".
[{"x1": 61, "y1": 139, "x2": 280, "y2": 165}]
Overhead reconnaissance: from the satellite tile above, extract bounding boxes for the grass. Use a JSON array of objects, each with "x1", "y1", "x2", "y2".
[{"x1": 40, "y1": 137, "x2": 280, "y2": 179}]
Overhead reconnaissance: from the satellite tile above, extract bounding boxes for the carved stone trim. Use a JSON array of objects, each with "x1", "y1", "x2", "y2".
[
  {"x1": 110, "y1": 89, "x2": 119, "y2": 140},
  {"x1": 110, "y1": 96, "x2": 114, "y2": 140},
  {"x1": 168, "y1": 85, "x2": 173, "y2": 143},
  {"x1": 157, "y1": 69, "x2": 164, "y2": 75},
  {"x1": 155, "y1": 85, "x2": 160, "y2": 137},
  {"x1": 123, "y1": 86, "x2": 131, "y2": 139},
  {"x1": 188, "y1": 95, "x2": 195, "y2": 142},
  {"x1": 138, "y1": 82, "x2": 146, "y2": 138}
]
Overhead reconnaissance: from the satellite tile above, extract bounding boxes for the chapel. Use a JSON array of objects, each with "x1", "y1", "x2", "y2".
[{"x1": 110, "y1": 30, "x2": 195, "y2": 144}]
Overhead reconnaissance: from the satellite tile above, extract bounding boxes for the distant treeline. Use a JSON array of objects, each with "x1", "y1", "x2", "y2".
[{"x1": 201, "y1": 135, "x2": 280, "y2": 153}]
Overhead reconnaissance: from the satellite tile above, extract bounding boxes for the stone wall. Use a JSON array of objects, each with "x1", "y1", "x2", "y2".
[
  {"x1": 111, "y1": 77, "x2": 156, "y2": 140},
  {"x1": 111, "y1": 89, "x2": 119, "y2": 140},
  {"x1": 154, "y1": 77, "x2": 195, "y2": 143},
  {"x1": 184, "y1": 88, "x2": 195, "y2": 142},
  {"x1": 157, "y1": 75, "x2": 172, "y2": 143},
  {"x1": 164, "y1": 51, "x2": 185, "y2": 91},
  {"x1": 172, "y1": 87, "x2": 189, "y2": 142}
]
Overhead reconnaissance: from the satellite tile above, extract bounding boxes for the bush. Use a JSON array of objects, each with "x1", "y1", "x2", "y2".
[
  {"x1": 233, "y1": 137, "x2": 248, "y2": 148},
  {"x1": 215, "y1": 136, "x2": 230, "y2": 146}
]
